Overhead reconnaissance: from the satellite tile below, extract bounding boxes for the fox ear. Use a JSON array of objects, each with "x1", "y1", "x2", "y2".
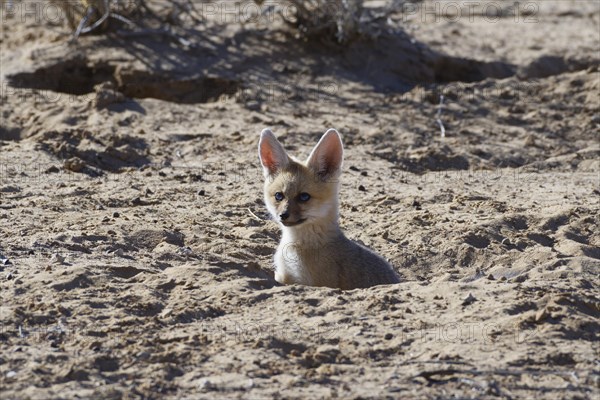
[
  {"x1": 307, "y1": 129, "x2": 343, "y2": 180},
  {"x1": 258, "y1": 129, "x2": 289, "y2": 177}
]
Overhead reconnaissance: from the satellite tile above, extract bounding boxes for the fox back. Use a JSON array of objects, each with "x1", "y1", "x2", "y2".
[{"x1": 258, "y1": 128, "x2": 400, "y2": 290}]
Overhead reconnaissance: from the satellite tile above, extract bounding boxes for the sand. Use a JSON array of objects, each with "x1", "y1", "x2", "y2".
[{"x1": 1, "y1": 1, "x2": 599, "y2": 398}]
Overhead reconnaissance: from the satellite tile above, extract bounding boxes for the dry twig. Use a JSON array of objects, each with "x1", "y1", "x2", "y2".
[{"x1": 436, "y1": 94, "x2": 446, "y2": 138}]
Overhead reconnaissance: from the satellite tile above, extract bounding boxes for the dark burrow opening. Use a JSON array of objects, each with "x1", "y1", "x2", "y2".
[
  {"x1": 6, "y1": 53, "x2": 514, "y2": 105},
  {"x1": 7, "y1": 57, "x2": 115, "y2": 95},
  {"x1": 6, "y1": 57, "x2": 240, "y2": 104}
]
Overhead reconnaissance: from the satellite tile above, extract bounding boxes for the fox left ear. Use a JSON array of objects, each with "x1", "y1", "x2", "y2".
[
  {"x1": 258, "y1": 128, "x2": 289, "y2": 177},
  {"x1": 307, "y1": 129, "x2": 344, "y2": 180}
]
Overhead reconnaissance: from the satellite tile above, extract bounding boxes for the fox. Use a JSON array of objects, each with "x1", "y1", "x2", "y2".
[{"x1": 258, "y1": 128, "x2": 400, "y2": 290}]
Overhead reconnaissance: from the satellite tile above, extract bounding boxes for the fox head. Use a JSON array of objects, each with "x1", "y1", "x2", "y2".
[{"x1": 258, "y1": 129, "x2": 343, "y2": 228}]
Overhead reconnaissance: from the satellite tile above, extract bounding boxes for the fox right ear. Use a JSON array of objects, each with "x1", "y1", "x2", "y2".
[
  {"x1": 307, "y1": 129, "x2": 343, "y2": 180},
  {"x1": 258, "y1": 129, "x2": 289, "y2": 177}
]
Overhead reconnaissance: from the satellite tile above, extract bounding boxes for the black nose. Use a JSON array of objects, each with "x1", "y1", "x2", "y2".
[{"x1": 280, "y1": 212, "x2": 290, "y2": 221}]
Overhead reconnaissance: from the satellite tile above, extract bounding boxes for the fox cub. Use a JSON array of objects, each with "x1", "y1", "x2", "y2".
[{"x1": 258, "y1": 128, "x2": 400, "y2": 290}]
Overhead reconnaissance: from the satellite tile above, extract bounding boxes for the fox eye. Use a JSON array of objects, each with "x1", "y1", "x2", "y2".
[
  {"x1": 274, "y1": 192, "x2": 284, "y2": 201},
  {"x1": 298, "y1": 192, "x2": 311, "y2": 202}
]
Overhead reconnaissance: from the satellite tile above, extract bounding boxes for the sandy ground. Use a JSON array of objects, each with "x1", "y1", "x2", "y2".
[{"x1": 1, "y1": 1, "x2": 599, "y2": 398}]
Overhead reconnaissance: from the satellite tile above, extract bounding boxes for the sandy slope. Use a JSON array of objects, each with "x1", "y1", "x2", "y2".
[{"x1": 1, "y1": 1, "x2": 599, "y2": 399}]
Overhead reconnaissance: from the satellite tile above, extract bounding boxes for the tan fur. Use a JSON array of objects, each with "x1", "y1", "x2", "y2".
[{"x1": 258, "y1": 129, "x2": 400, "y2": 290}]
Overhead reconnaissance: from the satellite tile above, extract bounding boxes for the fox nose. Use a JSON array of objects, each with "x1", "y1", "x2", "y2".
[{"x1": 280, "y1": 212, "x2": 290, "y2": 221}]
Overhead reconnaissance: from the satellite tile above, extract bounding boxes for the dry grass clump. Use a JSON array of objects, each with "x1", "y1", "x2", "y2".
[
  {"x1": 278, "y1": 0, "x2": 364, "y2": 43},
  {"x1": 49, "y1": 0, "x2": 141, "y2": 35},
  {"x1": 264, "y1": 0, "x2": 407, "y2": 44},
  {"x1": 49, "y1": 0, "x2": 400, "y2": 45}
]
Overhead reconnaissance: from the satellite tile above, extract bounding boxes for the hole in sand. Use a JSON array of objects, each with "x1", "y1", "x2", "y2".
[
  {"x1": 7, "y1": 57, "x2": 240, "y2": 104},
  {"x1": 7, "y1": 57, "x2": 115, "y2": 95}
]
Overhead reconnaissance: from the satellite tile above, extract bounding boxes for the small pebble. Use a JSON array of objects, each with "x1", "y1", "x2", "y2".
[
  {"x1": 50, "y1": 254, "x2": 65, "y2": 264},
  {"x1": 113, "y1": 212, "x2": 120, "y2": 218},
  {"x1": 198, "y1": 378, "x2": 214, "y2": 391},
  {"x1": 198, "y1": 189, "x2": 205, "y2": 196},
  {"x1": 177, "y1": 247, "x2": 193, "y2": 256},
  {"x1": 524, "y1": 135, "x2": 536, "y2": 147},
  {"x1": 358, "y1": 185, "x2": 366, "y2": 192},
  {"x1": 462, "y1": 293, "x2": 477, "y2": 306},
  {"x1": 6, "y1": 371, "x2": 16, "y2": 379},
  {"x1": 108, "y1": 248, "x2": 124, "y2": 257},
  {"x1": 63, "y1": 157, "x2": 85, "y2": 172},
  {"x1": 384, "y1": 333, "x2": 393, "y2": 340}
]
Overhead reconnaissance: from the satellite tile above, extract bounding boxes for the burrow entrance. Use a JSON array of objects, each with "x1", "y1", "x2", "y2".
[{"x1": 6, "y1": 57, "x2": 240, "y2": 104}]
